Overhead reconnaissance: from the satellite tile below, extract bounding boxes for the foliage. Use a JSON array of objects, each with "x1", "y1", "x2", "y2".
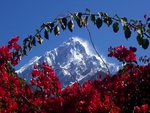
[
  {"x1": 0, "y1": 9, "x2": 150, "y2": 112},
  {"x1": 18, "y1": 9, "x2": 150, "y2": 59}
]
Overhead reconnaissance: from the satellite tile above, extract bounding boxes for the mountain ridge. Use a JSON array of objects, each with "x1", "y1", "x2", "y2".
[{"x1": 16, "y1": 37, "x2": 119, "y2": 88}]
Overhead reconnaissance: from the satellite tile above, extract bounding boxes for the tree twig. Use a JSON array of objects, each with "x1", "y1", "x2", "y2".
[
  {"x1": 86, "y1": 26, "x2": 111, "y2": 75},
  {"x1": 22, "y1": 95, "x2": 41, "y2": 112}
]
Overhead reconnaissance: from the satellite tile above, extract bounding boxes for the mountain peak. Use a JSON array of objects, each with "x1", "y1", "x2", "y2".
[
  {"x1": 42, "y1": 37, "x2": 89, "y2": 67},
  {"x1": 17, "y1": 37, "x2": 119, "y2": 88},
  {"x1": 60, "y1": 37, "x2": 85, "y2": 49},
  {"x1": 63, "y1": 37, "x2": 93, "y2": 55},
  {"x1": 66, "y1": 37, "x2": 78, "y2": 42}
]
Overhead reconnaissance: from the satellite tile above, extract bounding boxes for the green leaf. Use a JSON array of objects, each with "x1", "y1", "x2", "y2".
[
  {"x1": 23, "y1": 48, "x2": 27, "y2": 56},
  {"x1": 38, "y1": 37, "x2": 43, "y2": 44},
  {"x1": 137, "y1": 29, "x2": 142, "y2": 35},
  {"x1": 36, "y1": 35, "x2": 43, "y2": 44},
  {"x1": 103, "y1": 13, "x2": 108, "y2": 18},
  {"x1": 104, "y1": 17, "x2": 112, "y2": 27},
  {"x1": 82, "y1": 16, "x2": 88, "y2": 27},
  {"x1": 108, "y1": 18, "x2": 113, "y2": 27},
  {"x1": 62, "y1": 18, "x2": 67, "y2": 27},
  {"x1": 136, "y1": 25, "x2": 143, "y2": 35},
  {"x1": 44, "y1": 29, "x2": 49, "y2": 39},
  {"x1": 73, "y1": 13, "x2": 82, "y2": 28},
  {"x1": 49, "y1": 22, "x2": 54, "y2": 33},
  {"x1": 146, "y1": 17, "x2": 150, "y2": 22},
  {"x1": 136, "y1": 25, "x2": 142, "y2": 30},
  {"x1": 122, "y1": 17, "x2": 128, "y2": 22},
  {"x1": 121, "y1": 17, "x2": 128, "y2": 26},
  {"x1": 68, "y1": 20, "x2": 74, "y2": 32},
  {"x1": 113, "y1": 22, "x2": 119, "y2": 33},
  {"x1": 29, "y1": 35, "x2": 33, "y2": 40},
  {"x1": 73, "y1": 13, "x2": 78, "y2": 21},
  {"x1": 124, "y1": 26, "x2": 131, "y2": 39},
  {"x1": 90, "y1": 14, "x2": 96, "y2": 24},
  {"x1": 32, "y1": 37, "x2": 36, "y2": 46},
  {"x1": 60, "y1": 18, "x2": 67, "y2": 30},
  {"x1": 28, "y1": 42, "x2": 32, "y2": 51},
  {"x1": 54, "y1": 25, "x2": 60, "y2": 36},
  {"x1": 19, "y1": 47, "x2": 23, "y2": 56},
  {"x1": 96, "y1": 18, "x2": 102, "y2": 29},
  {"x1": 136, "y1": 34, "x2": 149, "y2": 49},
  {"x1": 136, "y1": 34, "x2": 143, "y2": 45},
  {"x1": 148, "y1": 23, "x2": 150, "y2": 28},
  {"x1": 60, "y1": 24, "x2": 65, "y2": 30},
  {"x1": 98, "y1": 12, "x2": 103, "y2": 19},
  {"x1": 85, "y1": 8, "x2": 91, "y2": 13},
  {"x1": 147, "y1": 29, "x2": 150, "y2": 35},
  {"x1": 22, "y1": 43, "x2": 27, "y2": 50},
  {"x1": 23, "y1": 38, "x2": 29, "y2": 43},
  {"x1": 77, "y1": 12, "x2": 82, "y2": 19},
  {"x1": 77, "y1": 19, "x2": 82, "y2": 28},
  {"x1": 123, "y1": 26, "x2": 127, "y2": 31},
  {"x1": 142, "y1": 39, "x2": 149, "y2": 49}
]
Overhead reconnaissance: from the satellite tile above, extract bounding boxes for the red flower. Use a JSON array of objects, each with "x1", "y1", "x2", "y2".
[
  {"x1": 0, "y1": 87, "x2": 5, "y2": 100},
  {"x1": 141, "y1": 104, "x2": 149, "y2": 113},
  {"x1": 34, "y1": 64, "x2": 38, "y2": 69},
  {"x1": 99, "y1": 73, "x2": 102, "y2": 79},
  {"x1": 108, "y1": 46, "x2": 137, "y2": 62},
  {"x1": 144, "y1": 14, "x2": 147, "y2": 19},
  {"x1": 7, "y1": 98, "x2": 18, "y2": 112},
  {"x1": 134, "y1": 106, "x2": 141, "y2": 113},
  {"x1": 33, "y1": 98, "x2": 42, "y2": 106},
  {"x1": 8, "y1": 36, "x2": 19, "y2": 45},
  {"x1": 13, "y1": 43, "x2": 20, "y2": 51},
  {"x1": 1, "y1": 36, "x2": 150, "y2": 112}
]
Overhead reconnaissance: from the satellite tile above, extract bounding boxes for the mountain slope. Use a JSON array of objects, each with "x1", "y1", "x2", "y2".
[{"x1": 17, "y1": 37, "x2": 119, "y2": 88}]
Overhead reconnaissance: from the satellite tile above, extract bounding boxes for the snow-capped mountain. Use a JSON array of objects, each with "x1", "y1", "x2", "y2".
[{"x1": 17, "y1": 37, "x2": 119, "y2": 88}]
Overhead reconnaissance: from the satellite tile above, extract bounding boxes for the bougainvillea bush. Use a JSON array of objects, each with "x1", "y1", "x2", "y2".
[{"x1": 0, "y1": 36, "x2": 150, "y2": 113}]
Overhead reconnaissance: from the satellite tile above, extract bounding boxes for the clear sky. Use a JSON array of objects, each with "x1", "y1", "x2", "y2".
[{"x1": 0, "y1": 1, "x2": 150, "y2": 70}]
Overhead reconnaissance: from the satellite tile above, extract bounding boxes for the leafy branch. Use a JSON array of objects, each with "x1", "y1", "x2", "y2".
[{"x1": 13, "y1": 8, "x2": 150, "y2": 67}]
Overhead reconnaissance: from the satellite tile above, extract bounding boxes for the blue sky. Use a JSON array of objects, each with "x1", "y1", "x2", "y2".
[{"x1": 0, "y1": 1, "x2": 150, "y2": 70}]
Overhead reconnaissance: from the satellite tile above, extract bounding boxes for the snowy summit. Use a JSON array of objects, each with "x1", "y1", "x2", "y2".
[{"x1": 17, "y1": 37, "x2": 119, "y2": 88}]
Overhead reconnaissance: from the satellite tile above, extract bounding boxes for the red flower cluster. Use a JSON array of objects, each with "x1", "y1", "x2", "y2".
[
  {"x1": 108, "y1": 45, "x2": 137, "y2": 62},
  {"x1": 8, "y1": 36, "x2": 20, "y2": 51},
  {"x1": 134, "y1": 104, "x2": 149, "y2": 113},
  {"x1": 31, "y1": 62, "x2": 61, "y2": 96},
  {"x1": 0, "y1": 36, "x2": 21, "y2": 66},
  {"x1": 0, "y1": 37, "x2": 150, "y2": 112}
]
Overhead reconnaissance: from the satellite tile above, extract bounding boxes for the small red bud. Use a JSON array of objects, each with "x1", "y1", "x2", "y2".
[{"x1": 144, "y1": 14, "x2": 147, "y2": 19}]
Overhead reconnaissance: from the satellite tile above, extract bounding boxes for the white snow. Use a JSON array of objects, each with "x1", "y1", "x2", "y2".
[
  {"x1": 16, "y1": 56, "x2": 41, "y2": 73},
  {"x1": 16, "y1": 37, "x2": 120, "y2": 88},
  {"x1": 72, "y1": 37, "x2": 94, "y2": 55}
]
